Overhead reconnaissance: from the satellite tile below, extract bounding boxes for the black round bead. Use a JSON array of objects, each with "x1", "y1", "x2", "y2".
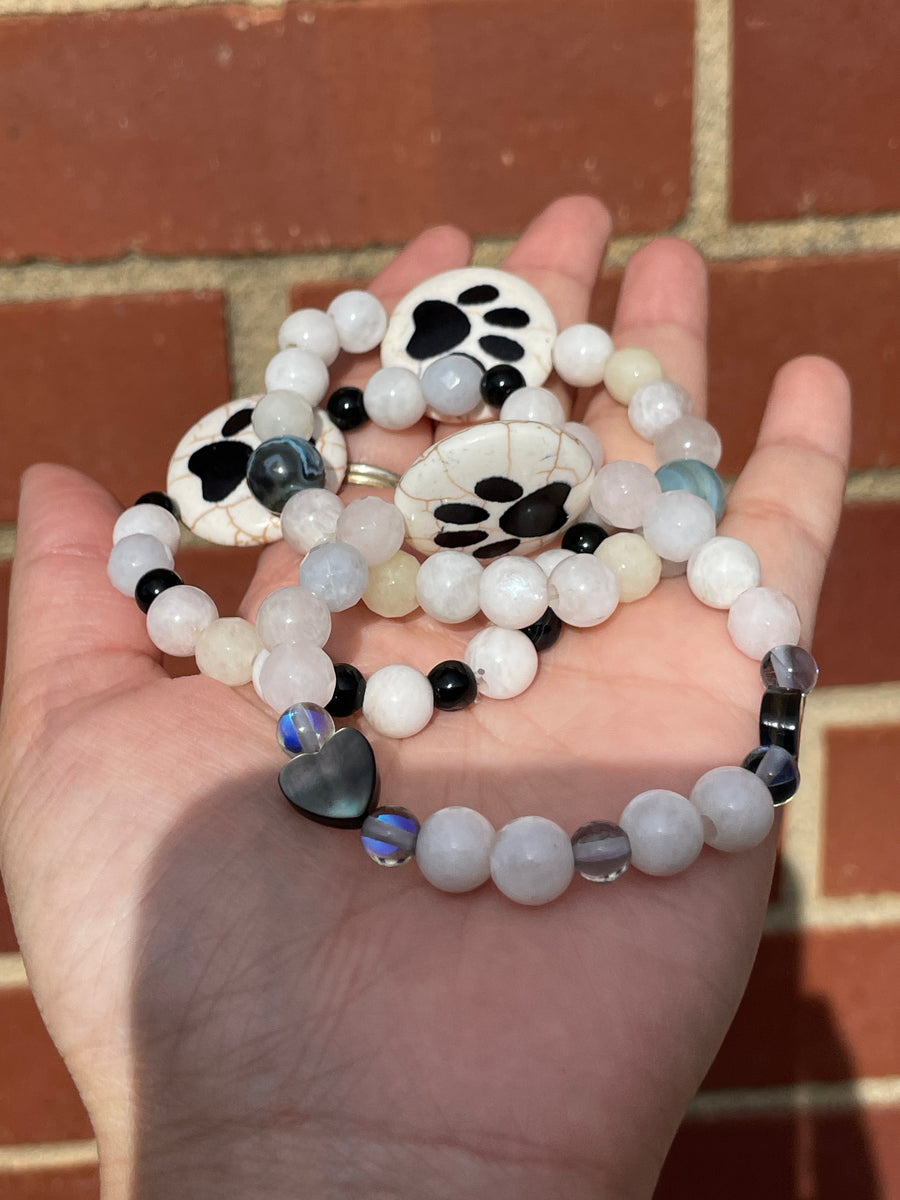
[
  {"x1": 326, "y1": 663, "x2": 367, "y2": 717},
  {"x1": 428, "y1": 660, "x2": 478, "y2": 711},
  {"x1": 480, "y1": 364, "x2": 526, "y2": 407},
  {"x1": 134, "y1": 567, "x2": 183, "y2": 613},
  {"x1": 562, "y1": 522, "x2": 608, "y2": 554},
  {"x1": 741, "y1": 745, "x2": 801, "y2": 806},
  {"x1": 520, "y1": 607, "x2": 563, "y2": 652},
  {"x1": 326, "y1": 386, "x2": 369, "y2": 431},
  {"x1": 135, "y1": 491, "x2": 180, "y2": 520}
]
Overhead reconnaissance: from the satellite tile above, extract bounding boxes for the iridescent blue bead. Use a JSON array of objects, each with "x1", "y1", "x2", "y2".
[
  {"x1": 361, "y1": 807, "x2": 420, "y2": 866},
  {"x1": 759, "y1": 688, "x2": 803, "y2": 757},
  {"x1": 246, "y1": 436, "x2": 326, "y2": 513},
  {"x1": 277, "y1": 703, "x2": 335, "y2": 757},
  {"x1": 742, "y1": 744, "x2": 800, "y2": 805},
  {"x1": 760, "y1": 644, "x2": 819, "y2": 694},
  {"x1": 655, "y1": 459, "x2": 726, "y2": 522}
]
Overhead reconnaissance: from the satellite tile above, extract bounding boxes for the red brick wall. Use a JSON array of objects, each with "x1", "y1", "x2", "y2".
[{"x1": 1, "y1": 0, "x2": 898, "y2": 1195}]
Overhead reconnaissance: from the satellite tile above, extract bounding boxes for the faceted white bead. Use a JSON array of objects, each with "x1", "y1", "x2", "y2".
[
  {"x1": 548, "y1": 554, "x2": 619, "y2": 627},
  {"x1": 499, "y1": 386, "x2": 566, "y2": 427},
  {"x1": 327, "y1": 290, "x2": 388, "y2": 354},
  {"x1": 416, "y1": 806, "x2": 495, "y2": 893},
  {"x1": 619, "y1": 790, "x2": 704, "y2": 876},
  {"x1": 490, "y1": 816, "x2": 575, "y2": 905},
  {"x1": 251, "y1": 390, "x2": 315, "y2": 442},
  {"x1": 298, "y1": 541, "x2": 369, "y2": 611},
  {"x1": 687, "y1": 536, "x2": 761, "y2": 609},
  {"x1": 690, "y1": 766, "x2": 775, "y2": 852},
  {"x1": 277, "y1": 308, "x2": 340, "y2": 365},
  {"x1": 146, "y1": 585, "x2": 218, "y2": 656},
  {"x1": 415, "y1": 550, "x2": 483, "y2": 624},
  {"x1": 552, "y1": 323, "x2": 614, "y2": 387},
  {"x1": 421, "y1": 354, "x2": 483, "y2": 418},
  {"x1": 251, "y1": 647, "x2": 270, "y2": 700},
  {"x1": 590, "y1": 461, "x2": 661, "y2": 530},
  {"x1": 364, "y1": 367, "x2": 427, "y2": 430},
  {"x1": 194, "y1": 617, "x2": 264, "y2": 686},
  {"x1": 464, "y1": 626, "x2": 538, "y2": 699},
  {"x1": 479, "y1": 557, "x2": 549, "y2": 629},
  {"x1": 280, "y1": 488, "x2": 344, "y2": 554},
  {"x1": 594, "y1": 532, "x2": 661, "y2": 602},
  {"x1": 603, "y1": 347, "x2": 664, "y2": 404},
  {"x1": 255, "y1": 585, "x2": 332, "y2": 649},
  {"x1": 258, "y1": 641, "x2": 336, "y2": 712},
  {"x1": 113, "y1": 505, "x2": 181, "y2": 554},
  {"x1": 533, "y1": 547, "x2": 575, "y2": 576},
  {"x1": 362, "y1": 664, "x2": 433, "y2": 739},
  {"x1": 642, "y1": 491, "x2": 717, "y2": 562},
  {"x1": 107, "y1": 533, "x2": 175, "y2": 596},
  {"x1": 654, "y1": 415, "x2": 722, "y2": 469},
  {"x1": 563, "y1": 421, "x2": 604, "y2": 468},
  {"x1": 727, "y1": 587, "x2": 802, "y2": 660},
  {"x1": 263, "y1": 348, "x2": 330, "y2": 405},
  {"x1": 628, "y1": 379, "x2": 692, "y2": 441},
  {"x1": 335, "y1": 496, "x2": 406, "y2": 565}
]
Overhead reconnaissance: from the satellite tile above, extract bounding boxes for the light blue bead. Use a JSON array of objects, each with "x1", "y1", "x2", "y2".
[{"x1": 655, "y1": 459, "x2": 726, "y2": 522}]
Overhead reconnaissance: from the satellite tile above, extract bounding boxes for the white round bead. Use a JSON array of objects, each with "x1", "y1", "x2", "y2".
[
  {"x1": 335, "y1": 497, "x2": 406, "y2": 566},
  {"x1": 594, "y1": 532, "x2": 661, "y2": 602},
  {"x1": 727, "y1": 587, "x2": 802, "y2": 660},
  {"x1": 421, "y1": 354, "x2": 483, "y2": 418},
  {"x1": 619, "y1": 790, "x2": 704, "y2": 876},
  {"x1": 113, "y1": 505, "x2": 181, "y2": 554},
  {"x1": 363, "y1": 367, "x2": 427, "y2": 430},
  {"x1": 255, "y1": 585, "x2": 332, "y2": 649},
  {"x1": 146, "y1": 585, "x2": 218, "y2": 656},
  {"x1": 464, "y1": 626, "x2": 538, "y2": 699},
  {"x1": 590, "y1": 461, "x2": 661, "y2": 530},
  {"x1": 416, "y1": 806, "x2": 495, "y2": 893},
  {"x1": 327, "y1": 290, "x2": 388, "y2": 354},
  {"x1": 548, "y1": 554, "x2": 619, "y2": 627},
  {"x1": 257, "y1": 641, "x2": 336, "y2": 711},
  {"x1": 690, "y1": 766, "x2": 775, "y2": 852},
  {"x1": 499, "y1": 386, "x2": 566, "y2": 427},
  {"x1": 628, "y1": 379, "x2": 692, "y2": 440},
  {"x1": 277, "y1": 308, "x2": 340, "y2": 365},
  {"x1": 107, "y1": 533, "x2": 175, "y2": 596},
  {"x1": 416, "y1": 551, "x2": 483, "y2": 624},
  {"x1": 687, "y1": 536, "x2": 761, "y2": 609},
  {"x1": 490, "y1": 816, "x2": 575, "y2": 905},
  {"x1": 533, "y1": 547, "x2": 575, "y2": 576},
  {"x1": 479, "y1": 557, "x2": 549, "y2": 629},
  {"x1": 251, "y1": 390, "x2": 315, "y2": 442},
  {"x1": 654, "y1": 415, "x2": 722, "y2": 469},
  {"x1": 263, "y1": 348, "x2": 330, "y2": 405},
  {"x1": 299, "y1": 541, "x2": 369, "y2": 612},
  {"x1": 552, "y1": 323, "x2": 614, "y2": 387},
  {"x1": 251, "y1": 647, "x2": 270, "y2": 700},
  {"x1": 603, "y1": 347, "x2": 664, "y2": 404},
  {"x1": 362, "y1": 664, "x2": 434, "y2": 739},
  {"x1": 563, "y1": 421, "x2": 604, "y2": 468},
  {"x1": 642, "y1": 491, "x2": 717, "y2": 562},
  {"x1": 194, "y1": 617, "x2": 263, "y2": 687},
  {"x1": 281, "y1": 488, "x2": 344, "y2": 554}
]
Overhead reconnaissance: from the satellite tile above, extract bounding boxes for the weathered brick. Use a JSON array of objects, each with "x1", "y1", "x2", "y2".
[
  {"x1": 0, "y1": 1166, "x2": 99, "y2": 1200},
  {"x1": 824, "y1": 724, "x2": 900, "y2": 896}
]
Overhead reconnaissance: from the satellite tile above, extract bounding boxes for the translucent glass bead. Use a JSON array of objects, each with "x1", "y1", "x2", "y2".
[
  {"x1": 246, "y1": 436, "x2": 326, "y2": 513},
  {"x1": 255, "y1": 585, "x2": 332, "y2": 649},
  {"x1": 552, "y1": 323, "x2": 614, "y2": 387},
  {"x1": 251, "y1": 390, "x2": 315, "y2": 442},
  {"x1": 135, "y1": 567, "x2": 184, "y2": 613},
  {"x1": 194, "y1": 617, "x2": 264, "y2": 686},
  {"x1": 619, "y1": 790, "x2": 704, "y2": 876},
  {"x1": 362, "y1": 664, "x2": 434, "y2": 739},
  {"x1": 428, "y1": 660, "x2": 478, "y2": 711},
  {"x1": 742, "y1": 745, "x2": 800, "y2": 805},
  {"x1": 655, "y1": 459, "x2": 726, "y2": 522},
  {"x1": 415, "y1": 550, "x2": 483, "y2": 623},
  {"x1": 760, "y1": 644, "x2": 819, "y2": 694},
  {"x1": 548, "y1": 554, "x2": 619, "y2": 627},
  {"x1": 327, "y1": 290, "x2": 388, "y2": 353},
  {"x1": 361, "y1": 807, "x2": 420, "y2": 866},
  {"x1": 654, "y1": 415, "x2": 722, "y2": 469},
  {"x1": 363, "y1": 367, "x2": 426, "y2": 430},
  {"x1": 590, "y1": 461, "x2": 661, "y2": 529},
  {"x1": 604, "y1": 347, "x2": 664, "y2": 404},
  {"x1": 299, "y1": 541, "x2": 369, "y2": 612},
  {"x1": 258, "y1": 641, "x2": 336, "y2": 711},
  {"x1": 362, "y1": 551, "x2": 420, "y2": 618},
  {"x1": 263, "y1": 348, "x2": 330, "y2": 405},
  {"x1": 480, "y1": 364, "x2": 525, "y2": 407},
  {"x1": 490, "y1": 816, "x2": 574, "y2": 905},
  {"x1": 629, "y1": 380, "x2": 692, "y2": 440},
  {"x1": 642, "y1": 491, "x2": 717, "y2": 562},
  {"x1": 687, "y1": 536, "x2": 761, "y2": 609},
  {"x1": 690, "y1": 766, "x2": 774, "y2": 852},
  {"x1": 113, "y1": 504, "x2": 181, "y2": 554},
  {"x1": 464, "y1": 627, "x2": 538, "y2": 699},
  {"x1": 108, "y1": 533, "x2": 175, "y2": 596},
  {"x1": 759, "y1": 688, "x2": 803, "y2": 757},
  {"x1": 561, "y1": 522, "x2": 608, "y2": 554},
  {"x1": 421, "y1": 354, "x2": 483, "y2": 418},
  {"x1": 146, "y1": 584, "x2": 218, "y2": 656},
  {"x1": 281, "y1": 488, "x2": 344, "y2": 554},
  {"x1": 519, "y1": 606, "x2": 563, "y2": 651},
  {"x1": 416, "y1": 806, "x2": 495, "y2": 893},
  {"x1": 276, "y1": 702, "x2": 335, "y2": 756},
  {"x1": 479, "y1": 556, "x2": 549, "y2": 629},
  {"x1": 594, "y1": 532, "x2": 661, "y2": 602},
  {"x1": 277, "y1": 308, "x2": 340, "y2": 365},
  {"x1": 728, "y1": 587, "x2": 802, "y2": 660},
  {"x1": 326, "y1": 663, "x2": 366, "y2": 717},
  {"x1": 571, "y1": 821, "x2": 631, "y2": 882},
  {"x1": 563, "y1": 421, "x2": 604, "y2": 468},
  {"x1": 336, "y1": 497, "x2": 406, "y2": 566},
  {"x1": 499, "y1": 386, "x2": 566, "y2": 427}
]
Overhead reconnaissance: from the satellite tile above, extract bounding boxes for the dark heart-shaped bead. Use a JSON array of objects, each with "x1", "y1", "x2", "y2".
[{"x1": 279, "y1": 727, "x2": 379, "y2": 829}]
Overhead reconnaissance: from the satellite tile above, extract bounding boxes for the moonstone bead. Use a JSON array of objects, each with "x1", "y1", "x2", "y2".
[
  {"x1": 656, "y1": 459, "x2": 726, "y2": 522},
  {"x1": 499, "y1": 386, "x2": 566, "y2": 427},
  {"x1": 533, "y1": 547, "x2": 575, "y2": 576},
  {"x1": 146, "y1": 584, "x2": 218, "y2": 656},
  {"x1": 628, "y1": 380, "x2": 692, "y2": 440},
  {"x1": 552, "y1": 323, "x2": 614, "y2": 387},
  {"x1": 252, "y1": 648, "x2": 270, "y2": 699},
  {"x1": 362, "y1": 664, "x2": 434, "y2": 739},
  {"x1": 490, "y1": 816, "x2": 575, "y2": 905},
  {"x1": 590, "y1": 461, "x2": 661, "y2": 529},
  {"x1": 336, "y1": 496, "x2": 406, "y2": 565},
  {"x1": 619, "y1": 790, "x2": 705, "y2": 876},
  {"x1": 465, "y1": 627, "x2": 538, "y2": 699},
  {"x1": 416, "y1": 550, "x2": 483, "y2": 623},
  {"x1": 548, "y1": 554, "x2": 619, "y2": 627},
  {"x1": 361, "y1": 807, "x2": 420, "y2": 867},
  {"x1": 277, "y1": 308, "x2": 340, "y2": 365},
  {"x1": 421, "y1": 354, "x2": 483, "y2": 417},
  {"x1": 277, "y1": 703, "x2": 335, "y2": 756},
  {"x1": 728, "y1": 587, "x2": 802, "y2": 660},
  {"x1": 479, "y1": 556, "x2": 549, "y2": 629},
  {"x1": 299, "y1": 541, "x2": 369, "y2": 612},
  {"x1": 113, "y1": 505, "x2": 181, "y2": 554},
  {"x1": 108, "y1": 534, "x2": 175, "y2": 596},
  {"x1": 416, "y1": 806, "x2": 495, "y2": 893},
  {"x1": 362, "y1": 550, "x2": 420, "y2": 617},
  {"x1": 642, "y1": 491, "x2": 716, "y2": 562},
  {"x1": 255, "y1": 585, "x2": 332, "y2": 649},
  {"x1": 563, "y1": 421, "x2": 604, "y2": 468},
  {"x1": 194, "y1": 617, "x2": 264, "y2": 686},
  {"x1": 604, "y1": 347, "x2": 664, "y2": 404},
  {"x1": 654, "y1": 415, "x2": 722, "y2": 469},
  {"x1": 251, "y1": 390, "x2": 315, "y2": 442},
  {"x1": 263, "y1": 348, "x2": 330, "y2": 405},
  {"x1": 281, "y1": 488, "x2": 344, "y2": 553},
  {"x1": 327, "y1": 290, "x2": 388, "y2": 353},
  {"x1": 571, "y1": 821, "x2": 632, "y2": 882},
  {"x1": 687, "y1": 536, "x2": 761, "y2": 609},
  {"x1": 760, "y1": 644, "x2": 819, "y2": 693},
  {"x1": 363, "y1": 367, "x2": 427, "y2": 430},
  {"x1": 594, "y1": 532, "x2": 661, "y2": 602},
  {"x1": 690, "y1": 766, "x2": 774, "y2": 852},
  {"x1": 258, "y1": 641, "x2": 336, "y2": 711}
]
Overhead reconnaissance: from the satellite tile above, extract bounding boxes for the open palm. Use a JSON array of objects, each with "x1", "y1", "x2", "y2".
[{"x1": 0, "y1": 198, "x2": 850, "y2": 1200}]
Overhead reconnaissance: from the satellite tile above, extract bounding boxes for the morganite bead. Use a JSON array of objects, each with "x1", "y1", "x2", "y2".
[
  {"x1": 194, "y1": 617, "x2": 264, "y2": 687},
  {"x1": 760, "y1": 644, "x2": 819, "y2": 694},
  {"x1": 728, "y1": 587, "x2": 802, "y2": 660},
  {"x1": 263, "y1": 348, "x2": 330, "y2": 405},
  {"x1": 533, "y1": 547, "x2": 575, "y2": 576},
  {"x1": 594, "y1": 532, "x2": 661, "y2": 602},
  {"x1": 642, "y1": 491, "x2": 717, "y2": 562},
  {"x1": 499, "y1": 386, "x2": 566, "y2": 427},
  {"x1": 421, "y1": 354, "x2": 483, "y2": 417},
  {"x1": 656, "y1": 458, "x2": 726, "y2": 522},
  {"x1": 603, "y1": 347, "x2": 664, "y2": 404},
  {"x1": 548, "y1": 554, "x2": 619, "y2": 627},
  {"x1": 416, "y1": 806, "x2": 495, "y2": 893},
  {"x1": 687, "y1": 536, "x2": 761, "y2": 609},
  {"x1": 563, "y1": 421, "x2": 604, "y2": 468},
  {"x1": 113, "y1": 504, "x2": 181, "y2": 554},
  {"x1": 299, "y1": 541, "x2": 369, "y2": 612},
  {"x1": 277, "y1": 308, "x2": 340, "y2": 365},
  {"x1": 362, "y1": 550, "x2": 420, "y2": 617},
  {"x1": 281, "y1": 488, "x2": 344, "y2": 554},
  {"x1": 464, "y1": 627, "x2": 538, "y2": 699},
  {"x1": 146, "y1": 584, "x2": 218, "y2": 656},
  {"x1": 255, "y1": 585, "x2": 332, "y2": 649},
  {"x1": 619, "y1": 789, "x2": 705, "y2": 876},
  {"x1": 336, "y1": 496, "x2": 406, "y2": 566},
  {"x1": 690, "y1": 766, "x2": 774, "y2": 852},
  {"x1": 552, "y1": 323, "x2": 614, "y2": 387},
  {"x1": 571, "y1": 821, "x2": 631, "y2": 882},
  {"x1": 364, "y1": 367, "x2": 426, "y2": 431},
  {"x1": 416, "y1": 550, "x2": 483, "y2": 623},
  {"x1": 251, "y1": 390, "x2": 315, "y2": 442},
  {"x1": 327, "y1": 289, "x2": 388, "y2": 354},
  {"x1": 258, "y1": 640, "x2": 336, "y2": 711},
  {"x1": 108, "y1": 533, "x2": 175, "y2": 596},
  {"x1": 479, "y1": 556, "x2": 549, "y2": 629},
  {"x1": 654, "y1": 415, "x2": 722, "y2": 469},
  {"x1": 490, "y1": 816, "x2": 575, "y2": 905},
  {"x1": 362, "y1": 664, "x2": 434, "y2": 739},
  {"x1": 590, "y1": 461, "x2": 661, "y2": 530},
  {"x1": 628, "y1": 379, "x2": 692, "y2": 440}
]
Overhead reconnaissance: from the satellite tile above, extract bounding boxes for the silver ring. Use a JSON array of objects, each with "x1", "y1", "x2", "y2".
[{"x1": 346, "y1": 462, "x2": 401, "y2": 490}]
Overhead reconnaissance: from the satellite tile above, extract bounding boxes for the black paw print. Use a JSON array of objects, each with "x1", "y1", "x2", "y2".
[
  {"x1": 189, "y1": 407, "x2": 318, "y2": 503},
  {"x1": 406, "y1": 283, "x2": 531, "y2": 368},
  {"x1": 433, "y1": 476, "x2": 571, "y2": 559}
]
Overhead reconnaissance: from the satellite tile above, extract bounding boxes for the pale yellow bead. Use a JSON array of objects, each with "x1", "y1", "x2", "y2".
[
  {"x1": 595, "y1": 533, "x2": 661, "y2": 602},
  {"x1": 603, "y1": 347, "x2": 664, "y2": 405},
  {"x1": 194, "y1": 617, "x2": 264, "y2": 686},
  {"x1": 363, "y1": 550, "x2": 420, "y2": 618}
]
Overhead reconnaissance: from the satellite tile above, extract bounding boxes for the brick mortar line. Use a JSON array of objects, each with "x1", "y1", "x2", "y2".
[
  {"x1": 689, "y1": 1076, "x2": 900, "y2": 1118},
  {"x1": 683, "y1": 0, "x2": 731, "y2": 236},
  {"x1": 0, "y1": 953, "x2": 27, "y2": 987},
  {"x1": 0, "y1": 1140, "x2": 98, "y2": 1172}
]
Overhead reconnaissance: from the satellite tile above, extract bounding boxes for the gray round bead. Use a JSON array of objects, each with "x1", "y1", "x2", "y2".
[
  {"x1": 571, "y1": 820, "x2": 632, "y2": 882},
  {"x1": 760, "y1": 644, "x2": 819, "y2": 694}
]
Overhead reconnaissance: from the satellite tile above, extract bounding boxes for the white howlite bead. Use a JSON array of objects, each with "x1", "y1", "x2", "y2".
[
  {"x1": 490, "y1": 816, "x2": 575, "y2": 905},
  {"x1": 258, "y1": 641, "x2": 336, "y2": 712},
  {"x1": 499, "y1": 386, "x2": 566, "y2": 427},
  {"x1": 642, "y1": 491, "x2": 716, "y2": 562},
  {"x1": 362, "y1": 664, "x2": 434, "y2": 739},
  {"x1": 727, "y1": 587, "x2": 802, "y2": 660},
  {"x1": 146, "y1": 585, "x2": 218, "y2": 656},
  {"x1": 335, "y1": 496, "x2": 406, "y2": 565},
  {"x1": 421, "y1": 354, "x2": 483, "y2": 417},
  {"x1": 690, "y1": 766, "x2": 775, "y2": 852},
  {"x1": 364, "y1": 367, "x2": 427, "y2": 430},
  {"x1": 416, "y1": 807, "x2": 495, "y2": 893},
  {"x1": 251, "y1": 648, "x2": 270, "y2": 700},
  {"x1": 603, "y1": 347, "x2": 664, "y2": 404},
  {"x1": 552, "y1": 323, "x2": 614, "y2": 387},
  {"x1": 590, "y1": 461, "x2": 661, "y2": 529},
  {"x1": 251, "y1": 390, "x2": 315, "y2": 442},
  {"x1": 108, "y1": 533, "x2": 175, "y2": 596},
  {"x1": 628, "y1": 379, "x2": 692, "y2": 440},
  {"x1": 595, "y1": 532, "x2": 661, "y2": 602},
  {"x1": 654, "y1": 415, "x2": 722, "y2": 469},
  {"x1": 548, "y1": 554, "x2": 619, "y2": 627},
  {"x1": 416, "y1": 551, "x2": 483, "y2": 623},
  {"x1": 277, "y1": 308, "x2": 340, "y2": 365},
  {"x1": 563, "y1": 421, "x2": 604, "y2": 468},
  {"x1": 113, "y1": 505, "x2": 181, "y2": 554},
  {"x1": 255, "y1": 585, "x2": 332, "y2": 649},
  {"x1": 327, "y1": 290, "x2": 388, "y2": 354},
  {"x1": 687, "y1": 536, "x2": 761, "y2": 609},
  {"x1": 263, "y1": 348, "x2": 330, "y2": 405},
  {"x1": 479, "y1": 557, "x2": 549, "y2": 629},
  {"x1": 465, "y1": 627, "x2": 538, "y2": 699},
  {"x1": 281, "y1": 488, "x2": 344, "y2": 554},
  {"x1": 299, "y1": 541, "x2": 369, "y2": 611},
  {"x1": 619, "y1": 790, "x2": 705, "y2": 876},
  {"x1": 533, "y1": 547, "x2": 575, "y2": 576},
  {"x1": 194, "y1": 617, "x2": 264, "y2": 687}
]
